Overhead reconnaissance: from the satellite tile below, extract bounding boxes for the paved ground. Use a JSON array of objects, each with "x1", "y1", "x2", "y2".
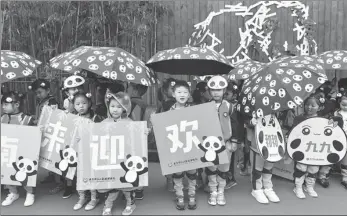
[{"x1": 1, "y1": 162, "x2": 346, "y2": 215}]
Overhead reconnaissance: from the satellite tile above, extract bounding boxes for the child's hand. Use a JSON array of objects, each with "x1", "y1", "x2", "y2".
[{"x1": 251, "y1": 117, "x2": 258, "y2": 126}]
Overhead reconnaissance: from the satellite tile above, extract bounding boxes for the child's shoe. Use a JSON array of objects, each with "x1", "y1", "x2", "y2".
[
  {"x1": 263, "y1": 188, "x2": 280, "y2": 203},
  {"x1": 187, "y1": 195, "x2": 197, "y2": 210},
  {"x1": 341, "y1": 181, "x2": 347, "y2": 189},
  {"x1": 304, "y1": 177, "x2": 318, "y2": 198},
  {"x1": 251, "y1": 189, "x2": 269, "y2": 204},
  {"x1": 24, "y1": 193, "x2": 35, "y2": 207},
  {"x1": 102, "y1": 205, "x2": 113, "y2": 216},
  {"x1": 122, "y1": 204, "x2": 136, "y2": 215},
  {"x1": 63, "y1": 186, "x2": 73, "y2": 199},
  {"x1": 208, "y1": 191, "x2": 217, "y2": 206},
  {"x1": 293, "y1": 186, "x2": 306, "y2": 199},
  {"x1": 73, "y1": 197, "x2": 87, "y2": 210},
  {"x1": 2, "y1": 193, "x2": 19, "y2": 206},
  {"x1": 240, "y1": 167, "x2": 250, "y2": 176},
  {"x1": 217, "y1": 192, "x2": 226, "y2": 206},
  {"x1": 225, "y1": 178, "x2": 237, "y2": 190},
  {"x1": 317, "y1": 178, "x2": 330, "y2": 188},
  {"x1": 175, "y1": 196, "x2": 185, "y2": 210},
  {"x1": 49, "y1": 183, "x2": 64, "y2": 195},
  {"x1": 134, "y1": 189, "x2": 144, "y2": 200},
  {"x1": 167, "y1": 177, "x2": 175, "y2": 192}
]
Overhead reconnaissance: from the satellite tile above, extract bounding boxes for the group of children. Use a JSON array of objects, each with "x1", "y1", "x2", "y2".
[{"x1": 1, "y1": 73, "x2": 347, "y2": 215}]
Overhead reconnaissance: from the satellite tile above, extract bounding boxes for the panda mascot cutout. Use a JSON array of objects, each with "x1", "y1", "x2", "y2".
[
  {"x1": 10, "y1": 156, "x2": 38, "y2": 186},
  {"x1": 198, "y1": 136, "x2": 226, "y2": 165},
  {"x1": 120, "y1": 154, "x2": 148, "y2": 187},
  {"x1": 55, "y1": 145, "x2": 78, "y2": 178}
]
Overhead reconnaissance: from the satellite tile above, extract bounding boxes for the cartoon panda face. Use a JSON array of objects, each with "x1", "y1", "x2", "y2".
[
  {"x1": 98, "y1": 55, "x2": 107, "y2": 61},
  {"x1": 332, "y1": 64, "x2": 341, "y2": 69},
  {"x1": 102, "y1": 70, "x2": 110, "y2": 78},
  {"x1": 174, "y1": 54, "x2": 181, "y2": 59},
  {"x1": 268, "y1": 89, "x2": 276, "y2": 97},
  {"x1": 251, "y1": 97, "x2": 256, "y2": 105},
  {"x1": 16, "y1": 157, "x2": 37, "y2": 173},
  {"x1": 276, "y1": 68, "x2": 284, "y2": 74},
  {"x1": 287, "y1": 100, "x2": 297, "y2": 109},
  {"x1": 265, "y1": 74, "x2": 272, "y2": 81},
  {"x1": 252, "y1": 85, "x2": 259, "y2": 92},
  {"x1": 87, "y1": 56, "x2": 96, "y2": 63},
  {"x1": 141, "y1": 78, "x2": 149, "y2": 86},
  {"x1": 72, "y1": 59, "x2": 82, "y2": 66},
  {"x1": 259, "y1": 87, "x2": 267, "y2": 95},
  {"x1": 244, "y1": 87, "x2": 251, "y2": 95},
  {"x1": 10, "y1": 61, "x2": 19, "y2": 68},
  {"x1": 6, "y1": 72, "x2": 16, "y2": 79},
  {"x1": 272, "y1": 102, "x2": 280, "y2": 110},
  {"x1": 93, "y1": 51, "x2": 102, "y2": 55},
  {"x1": 64, "y1": 66, "x2": 72, "y2": 71},
  {"x1": 242, "y1": 74, "x2": 249, "y2": 79},
  {"x1": 242, "y1": 97, "x2": 247, "y2": 105},
  {"x1": 88, "y1": 64, "x2": 99, "y2": 70},
  {"x1": 62, "y1": 147, "x2": 77, "y2": 164},
  {"x1": 278, "y1": 88, "x2": 286, "y2": 98},
  {"x1": 326, "y1": 58, "x2": 333, "y2": 64},
  {"x1": 287, "y1": 117, "x2": 347, "y2": 165},
  {"x1": 262, "y1": 96, "x2": 270, "y2": 106},
  {"x1": 244, "y1": 106, "x2": 250, "y2": 113},
  {"x1": 343, "y1": 57, "x2": 347, "y2": 63},
  {"x1": 119, "y1": 65, "x2": 127, "y2": 73},
  {"x1": 237, "y1": 69, "x2": 243, "y2": 74},
  {"x1": 256, "y1": 76, "x2": 262, "y2": 84},
  {"x1": 305, "y1": 84, "x2": 314, "y2": 93},
  {"x1": 293, "y1": 83, "x2": 302, "y2": 91},
  {"x1": 282, "y1": 77, "x2": 291, "y2": 84},
  {"x1": 293, "y1": 75, "x2": 303, "y2": 81},
  {"x1": 290, "y1": 59, "x2": 299, "y2": 64},
  {"x1": 302, "y1": 70, "x2": 312, "y2": 78},
  {"x1": 269, "y1": 80, "x2": 276, "y2": 88},
  {"x1": 125, "y1": 155, "x2": 147, "y2": 172},
  {"x1": 307, "y1": 65, "x2": 317, "y2": 71},
  {"x1": 201, "y1": 136, "x2": 223, "y2": 151},
  {"x1": 1, "y1": 62, "x2": 9, "y2": 68},
  {"x1": 126, "y1": 74, "x2": 135, "y2": 80},
  {"x1": 256, "y1": 108, "x2": 264, "y2": 117},
  {"x1": 126, "y1": 62, "x2": 134, "y2": 69},
  {"x1": 135, "y1": 66, "x2": 142, "y2": 74},
  {"x1": 255, "y1": 115, "x2": 285, "y2": 162},
  {"x1": 247, "y1": 93, "x2": 252, "y2": 101},
  {"x1": 295, "y1": 64, "x2": 304, "y2": 68},
  {"x1": 294, "y1": 96, "x2": 303, "y2": 105},
  {"x1": 190, "y1": 54, "x2": 199, "y2": 59},
  {"x1": 110, "y1": 71, "x2": 117, "y2": 80},
  {"x1": 120, "y1": 52, "x2": 127, "y2": 57}
]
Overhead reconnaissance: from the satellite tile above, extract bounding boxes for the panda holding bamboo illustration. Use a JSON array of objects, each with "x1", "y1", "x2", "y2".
[
  {"x1": 120, "y1": 154, "x2": 148, "y2": 187},
  {"x1": 10, "y1": 156, "x2": 38, "y2": 186},
  {"x1": 55, "y1": 145, "x2": 78, "y2": 178},
  {"x1": 198, "y1": 136, "x2": 226, "y2": 165}
]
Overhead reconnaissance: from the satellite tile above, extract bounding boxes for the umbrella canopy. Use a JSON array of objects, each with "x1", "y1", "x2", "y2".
[
  {"x1": 49, "y1": 46, "x2": 158, "y2": 86},
  {"x1": 1, "y1": 51, "x2": 42, "y2": 83},
  {"x1": 228, "y1": 60, "x2": 267, "y2": 80},
  {"x1": 237, "y1": 55, "x2": 328, "y2": 118},
  {"x1": 146, "y1": 46, "x2": 234, "y2": 75},
  {"x1": 318, "y1": 50, "x2": 347, "y2": 70}
]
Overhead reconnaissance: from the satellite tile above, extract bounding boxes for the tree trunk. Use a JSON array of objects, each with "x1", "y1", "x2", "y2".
[
  {"x1": 29, "y1": 19, "x2": 38, "y2": 78},
  {"x1": 75, "y1": 1, "x2": 80, "y2": 47},
  {"x1": 0, "y1": 9, "x2": 6, "y2": 51}
]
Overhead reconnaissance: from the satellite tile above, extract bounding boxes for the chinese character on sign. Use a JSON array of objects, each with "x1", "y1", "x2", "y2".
[
  {"x1": 1, "y1": 136, "x2": 18, "y2": 167},
  {"x1": 90, "y1": 135, "x2": 125, "y2": 170},
  {"x1": 41, "y1": 121, "x2": 67, "y2": 153},
  {"x1": 166, "y1": 120, "x2": 200, "y2": 153}
]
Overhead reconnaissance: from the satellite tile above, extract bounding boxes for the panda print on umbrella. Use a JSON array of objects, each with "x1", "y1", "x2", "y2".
[
  {"x1": 318, "y1": 50, "x2": 347, "y2": 70},
  {"x1": 255, "y1": 114, "x2": 285, "y2": 162},
  {"x1": 287, "y1": 117, "x2": 347, "y2": 166},
  {"x1": 237, "y1": 56, "x2": 328, "y2": 118}
]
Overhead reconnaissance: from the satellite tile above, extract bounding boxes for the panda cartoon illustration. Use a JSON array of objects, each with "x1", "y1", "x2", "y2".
[
  {"x1": 198, "y1": 136, "x2": 226, "y2": 165},
  {"x1": 55, "y1": 145, "x2": 77, "y2": 178},
  {"x1": 120, "y1": 154, "x2": 148, "y2": 187},
  {"x1": 10, "y1": 156, "x2": 38, "y2": 186}
]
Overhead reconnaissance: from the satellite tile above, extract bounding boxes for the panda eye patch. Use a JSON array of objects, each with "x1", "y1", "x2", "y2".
[
  {"x1": 324, "y1": 128, "x2": 332, "y2": 136},
  {"x1": 27, "y1": 165, "x2": 32, "y2": 171},
  {"x1": 19, "y1": 163, "x2": 24, "y2": 168},
  {"x1": 137, "y1": 163, "x2": 142, "y2": 169},
  {"x1": 64, "y1": 152, "x2": 69, "y2": 157},
  {"x1": 213, "y1": 142, "x2": 219, "y2": 148},
  {"x1": 302, "y1": 127, "x2": 310, "y2": 135},
  {"x1": 70, "y1": 156, "x2": 74, "y2": 162},
  {"x1": 205, "y1": 142, "x2": 210, "y2": 147},
  {"x1": 128, "y1": 161, "x2": 133, "y2": 167}
]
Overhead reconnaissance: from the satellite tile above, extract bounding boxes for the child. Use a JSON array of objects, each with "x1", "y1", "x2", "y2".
[
  {"x1": 28, "y1": 79, "x2": 64, "y2": 194},
  {"x1": 292, "y1": 94, "x2": 323, "y2": 198},
  {"x1": 71, "y1": 92, "x2": 103, "y2": 211},
  {"x1": 95, "y1": 82, "x2": 125, "y2": 118},
  {"x1": 332, "y1": 92, "x2": 347, "y2": 189},
  {"x1": 99, "y1": 92, "x2": 139, "y2": 216},
  {"x1": 157, "y1": 78, "x2": 176, "y2": 192},
  {"x1": 1, "y1": 91, "x2": 36, "y2": 207},
  {"x1": 128, "y1": 83, "x2": 148, "y2": 122},
  {"x1": 62, "y1": 75, "x2": 85, "y2": 112},
  {"x1": 167, "y1": 80, "x2": 197, "y2": 210},
  {"x1": 205, "y1": 76, "x2": 237, "y2": 206},
  {"x1": 245, "y1": 113, "x2": 280, "y2": 204},
  {"x1": 192, "y1": 81, "x2": 211, "y2": 105}
]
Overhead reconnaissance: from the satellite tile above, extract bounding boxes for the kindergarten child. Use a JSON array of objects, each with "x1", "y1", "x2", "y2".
[
  {"x1": 331, "y1": 92, "x2": 347, "y2": 189},
  {"x1": 168, "y1": 80, "x2": 197, "y2": 210},
  {"x1": 1, "y1": 91, "x2": 36, "y2": 207},
  {"x1": 62, "y1": 75, "x2": 85, "y2": 112},
  {"x1": 205, "y1": 76, "x2": 237, "y2": 206},
  {"x1": 245, "y1": 113, "x2": 280, "y2": 204},
  {"x1": 292, "y1": 94, "x2": 323, "y2": 198},
  {"x1": 99, "y1": 92, "x2": 140, "y2": 216}
]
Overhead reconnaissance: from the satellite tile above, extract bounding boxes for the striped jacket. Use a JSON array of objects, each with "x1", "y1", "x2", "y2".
[{"x1": 1, "y1": 112, "x2": 35, "y2": 126}]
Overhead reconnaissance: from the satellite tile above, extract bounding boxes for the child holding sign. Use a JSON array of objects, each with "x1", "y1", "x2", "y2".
[
  {"x1": 168, "y1": 80, "x2": 197, "y2": 210},
  {"x1": 1, "y1": 91, "x2": 36, "y2": 207},
  {"x1": 71, "y1": 92, "x2": 103, "y2": 211},
  {"x1": 205, "y1": 76, "x2": 237, "y2": 206},
  {"x1": 291, "y1": 94, "x2": 323, "y2": 198},
  {"x1": 99, "y1": 92, "x2": 138, "y2": 216},
  {"x1": 245, "y1": 115, "x2": 280, "y2": 204},
  {"x1": 333, "y1": 92, "x2": 347, "y2": 189}
]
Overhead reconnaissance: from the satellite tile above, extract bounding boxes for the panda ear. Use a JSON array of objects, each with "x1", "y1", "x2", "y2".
[
  {"x1": 218, "y1": 136, "x2": 223, "y2": 141},
  {"x1": 202, "y1": 136, "x2": 207, "y2": 140},
  {"x1": 18, "y1": 156, "x2": 23, "y2": 160},
  {"x1": 33, "y1": 160, "x2": 37, "y2": 165},
  {"x1": 142, "y1": 157, "x2": 147, "y2": 162},
  {"x1": 65, "y1": 145, "x2": 69, "y2": 148},
  {"x1": 126, "y1": 154, "x2": 132, "y2": 159}
]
